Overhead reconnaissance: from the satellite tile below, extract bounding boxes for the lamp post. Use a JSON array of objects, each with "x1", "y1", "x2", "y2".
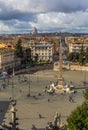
[
  {"x1": 12, "y1": 81, "x2": 14, "y2": 101},
  {"x1": 27, "y1": 74, "x2": 30, "y2": 97},
  {"x1": 36, "y1": 71, "x2": 39, "y2": 82},
  {"x1": 12, "y1": 67, "x2": 15, "y2": 77}
]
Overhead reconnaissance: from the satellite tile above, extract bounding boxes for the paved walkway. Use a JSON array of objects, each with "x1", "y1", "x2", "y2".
[{"x1": 0, "y1": 69, "x2": 87, "y2": 130}]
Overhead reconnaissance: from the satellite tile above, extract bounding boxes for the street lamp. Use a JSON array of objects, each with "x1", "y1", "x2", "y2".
[
  {"x1": 36, "y1": 71, "x2": 39, "y2": 82},
  {"x1": 27, "y1": 74, "x2": 31, "y2": 97},
  {"x1": 12, "y1": 67, "x2": 15, "y2": 77},
  {"x1": 11, "y1": 75, "x2": 16, "y2": 102},
  {"x1": 12, "y1": 81, "x2": 14, "y2": 101}
]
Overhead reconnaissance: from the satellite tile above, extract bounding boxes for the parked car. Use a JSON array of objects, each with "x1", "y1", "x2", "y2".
[{"x1": 25, "y1": 66, "x2": 32, "y2": 69}]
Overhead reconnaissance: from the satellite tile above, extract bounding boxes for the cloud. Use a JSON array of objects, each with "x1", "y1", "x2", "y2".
[
  {"x1": 0, "y1": 21, "x2": 14, "y2": 33},
  {"x1": 2, "y1": 0, "x2": 88, "y2": 13},
  {"x1": 0, "y1": 0, "x2": 88, "y2": 20},
  {"x1": 0, "y1": 0, "x2": 88, "y2": 33},
  {"x1": 0, "y1": 1, "x2": 37, "y2": 21},
  {"x1": 35, "y1": 11, "x2": 88, "y2": 31}
]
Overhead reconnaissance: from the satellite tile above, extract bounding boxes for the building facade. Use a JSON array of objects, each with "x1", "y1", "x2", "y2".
[
  {"x1": 65, "y1": 36, "x2": 88, "y2": 53},
  {"x1": 28, "y1": 41, "x2": 54, "y2": 62},
  {"x1": 0, "y1": 51, "x2": 21, "y2": 71}
]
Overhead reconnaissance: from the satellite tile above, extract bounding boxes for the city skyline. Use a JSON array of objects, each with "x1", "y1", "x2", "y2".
[{"x1": 0, "y1": 0, "x2": 88, "y2": 34}]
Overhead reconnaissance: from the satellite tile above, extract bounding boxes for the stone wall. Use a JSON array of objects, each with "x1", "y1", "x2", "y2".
[
  {"x1": 70, "y1": 65, "x2": 88, "y2": 71},
  {"x1": 54, "y1": 63, "x2": 88, "y2": 71}
]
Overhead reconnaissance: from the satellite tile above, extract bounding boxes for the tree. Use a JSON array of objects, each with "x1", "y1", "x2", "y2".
[
  {"x1": 34, "y1": 53, "x2": 38, "y2": 63},
  {"x1": 67, "y1": 102, "x2": 88, "y2": 130},
  {"x1": 79, "y1": 45, "x2": 85, "y2": 65},
  {"x1": 67, "y1": 52, "x2": 79, "y2": 62},
  {"x1": 15, "y1": 39, "x2": 23, "y2": 58},
  {"x1": 83, "y1": 89, "x2": 88, "y2": 101},
  {"x1": 67, "y1": 89, "x2": 88, "y2": 130},
  {"x1": 26, "y1": 48, "x2": 32, "y2": 62},
  {"x1": 85, "y1": 47, "x2": 88, "y2": 63}
]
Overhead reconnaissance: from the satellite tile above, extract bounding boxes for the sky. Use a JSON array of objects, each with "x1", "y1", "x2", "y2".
[{"x1": 0, "y1": 0, "x2": 88, "y2": 34}]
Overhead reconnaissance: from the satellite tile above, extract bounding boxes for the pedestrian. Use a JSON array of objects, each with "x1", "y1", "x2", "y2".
[
  {"x1": 69, "y1": 95, "x2": 74, "y2": 102},
  {"x1": 54, "y1": 112, "x2": 61, "y2": 127},
  {"x1": 38, "y1": 114, "x2": 42, "y2": 118},
  {"x1": 30, "y1": 124, "x2": 36, "y2": 130},
  {"x1": 18, "y1": 75, "x2": 20, "y2": 82}
]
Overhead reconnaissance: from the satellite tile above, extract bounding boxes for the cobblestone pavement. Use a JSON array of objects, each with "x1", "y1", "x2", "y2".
[{"x1": 0, "y1": 69, "x2": 87, "y2": 130}]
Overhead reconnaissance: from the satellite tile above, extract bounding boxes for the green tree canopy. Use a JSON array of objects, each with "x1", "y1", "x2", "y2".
[
  {"x1": 34, "y1": 53, "x2": 38, "y2": 62},
  {"x1": 67, "y1": 52, "x2": 79, "y2": 62},
  {"x1": 67, "y1": 89, "x2": 88, "y2": 130},
  {"x1": 83, "y1": 89, "x2": 88, "y2": 101},
  {"x1": 67, "y1": 102, "x2": 88, "y2": 130},
  {"x1": 15, "y1": 39, "x2": 23, "y2": 58},
  {"x1": 85, "y1": 47, "x2": 88, "y2": 63},
  {"x1": 26, "y1": 48, "x2": 32, "y2": 62},
  {"x1": 79, "y1": 45, "x2": 85, "y2": 65}
]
